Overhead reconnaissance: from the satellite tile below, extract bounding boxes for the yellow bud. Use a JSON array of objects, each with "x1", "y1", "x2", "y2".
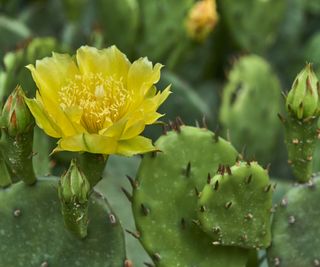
[{"x1": 186, "y1": 0, "x2": 219, "y2": 42}]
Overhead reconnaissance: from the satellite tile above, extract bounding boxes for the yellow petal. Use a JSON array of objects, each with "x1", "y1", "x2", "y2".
[
  {"x1": 127, "y1": 57, "x2": 163, "y2": 94},
  {"x1": 25, "y1": 97, "x2": 61, "y2": 138},
  {"x1": 99, "y1": 118, "x2": 128, "y2": 138},
  {"x1": 27, "y1": 53, "x2": 84, "y2": 136},
  {"x1": 64, "y1": 106, "x2": 83, "y2": 124},
  {"x1": 120, "y1": 116, "x2": 145, "y2": 140},
  {"x1": 26, "y1": 52, "x2": 78, "y2": 100},
  {"x1": 76, "y1": 45, "x2": 130, "y2": 80},
  {"x1": 54, "y1": 133, "x2": 118, "y2": 154},
  {"x1": 140, "y1": 85, "x2": 172, "y2": 124},
  {"x1": 35, "y1": 92, "x2": 85, "y2": 136},
  {"x1": 117, "y1": 136, "x2": 156, "y2": 156}
]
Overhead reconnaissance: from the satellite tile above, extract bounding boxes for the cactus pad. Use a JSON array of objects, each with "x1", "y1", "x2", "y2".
[
  {"x1": 132, "y1": 126, "x2": 248, "y2": 267},
  {"x1": 267, "y1": 177, "x2": 320, "y2": 267},
  {"x1": 197, "y1": 161, "x2": 273, "y2": 249},
  {"x1": 219, "y1": 55, "x2": 281, "y2": 164},
  {"x1": 0, "y1": 177, "x2": 126, "y2": 267}
]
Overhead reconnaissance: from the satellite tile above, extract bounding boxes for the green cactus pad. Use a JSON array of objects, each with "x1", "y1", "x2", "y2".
[
  {"x1": 197, "y1": 162, "x2": 273, "y2": 249},
  {"x1": 219, "y1": 55, "x2": 281, "y2": 165},
  {"x1": 0, "y1": 177, "x2": 126, "y2": 267},
  {"x1": 132, "y1": 126, "x2": 249, "y2": 267},
  {"x1": 267, "y1": 177, "x2": 320, "y2": 267}
]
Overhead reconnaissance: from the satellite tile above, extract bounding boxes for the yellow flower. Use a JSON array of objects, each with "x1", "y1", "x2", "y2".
[
  {"x1": 186, "y1": 0, "x2": 219, "y2": 42},
  {"x1": 25, "y1": 46, "x2": 171, "y2": 156}
]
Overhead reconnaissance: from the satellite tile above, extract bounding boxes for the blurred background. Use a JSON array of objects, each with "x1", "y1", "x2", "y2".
[{"x1": 1, "y1": 0, "x2": 320, "y2": 265}]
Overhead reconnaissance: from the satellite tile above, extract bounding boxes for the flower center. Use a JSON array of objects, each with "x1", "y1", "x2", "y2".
[{"x1": 59, "y1": 73, "x2": 130, "y2": 133}]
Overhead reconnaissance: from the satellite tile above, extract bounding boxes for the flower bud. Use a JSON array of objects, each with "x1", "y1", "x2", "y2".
[
  {"x1": 286, "y1": 64, "x2": 320, "y2": 119},
  {"x1": 59, "y1": 159, "x2": 90, "y2": 204},
  {"x1": 1, "y1": 86, "x2": 34, "y2": 136},
  {"x1": 58, "y1": 159, "x2": 91, "y2": 238},
  {"x1": 186, "y1": 0, "x2": 219, "y2": 42}
]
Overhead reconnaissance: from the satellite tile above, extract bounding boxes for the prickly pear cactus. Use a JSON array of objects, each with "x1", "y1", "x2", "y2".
[
  {"x1": 220, "y1": 0, "x2": 285, "y2": 53},
  {"x1": 0, "y1": 177, "x2": 126, "y2": 267},
  {"x1": 132, "y1": 125, "x2": 249, "y2": 267},
  {"x1": 267, "y1": 177, "x2": 320, "y2": 267},
  {"x1": 197, "y1": 161, "x2": 273, "y2": 249},
  {"x1": 219, "y1": 55, "x2": 282, "y2": 164}
]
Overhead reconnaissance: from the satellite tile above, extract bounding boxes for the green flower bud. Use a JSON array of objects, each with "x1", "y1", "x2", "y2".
[
  {"x1": 1, "y1": 86, "x2": 34, "y2": 136},
  {"x1": 59, "y1": 159, "x2": 90, "y2": 204},
  {"x1": 286, "y1": 64, "x2": 320, "y2": 119},
  {"x1": 58, "y1": 159, "x2": 91, "y2": 238}
]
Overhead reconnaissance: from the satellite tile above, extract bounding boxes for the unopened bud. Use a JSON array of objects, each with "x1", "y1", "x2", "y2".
[
  {"x1": 59, "y1": 159, "x2": 90, "y2": 204},
  {"x1": 1, "y1": 86, "x2": 34, "y2": 136},
  {"x1": 286, "y1": 64, "x2": 319, "y2": 119},
  {"x1": 186, "y1": 0, "x2": 219, "y2": 42},
  {"x1": 58, "y1": 159, "x2": 91, "y2": 238}
]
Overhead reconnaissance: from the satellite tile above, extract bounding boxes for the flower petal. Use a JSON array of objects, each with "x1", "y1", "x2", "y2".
[
  {"x1": 76, "y1": 45, "x2": 130, "y2": 81},
  {"x1": 35, "y1": 92, "x2": 85, "y2": 136},
  {"x1": 25, "y1": 97, "x2": 61, "y2": 138},
  {"x1": 127, "y1": 57, "x2": 163, "y2": 94},
  {"x1": 54, "y1": 133, "x2": 118, "y2": 154},
  {"x1": 99, "y1": 118, "x2": 127, "y2": 138},
  {"x1": 117, "y1": 136, "x2": 156, "y2": 156},
  {"x1": 141, "y1": 85, "x2": 172, "y2": 124},
  {"x1": 26, "y1": 52, "x2": 78, "y2": 100},
  {"x1": 120, "y1": 117, "x2": 145, "y2": 140}
]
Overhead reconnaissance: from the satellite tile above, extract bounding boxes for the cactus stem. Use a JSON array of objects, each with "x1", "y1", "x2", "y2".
[
  {"x1": 125, "y1": 229, "x2": 141, "y2": 239},
  {"x1": 121, "y1": 187, "x2": 132, "y2": 202}
]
